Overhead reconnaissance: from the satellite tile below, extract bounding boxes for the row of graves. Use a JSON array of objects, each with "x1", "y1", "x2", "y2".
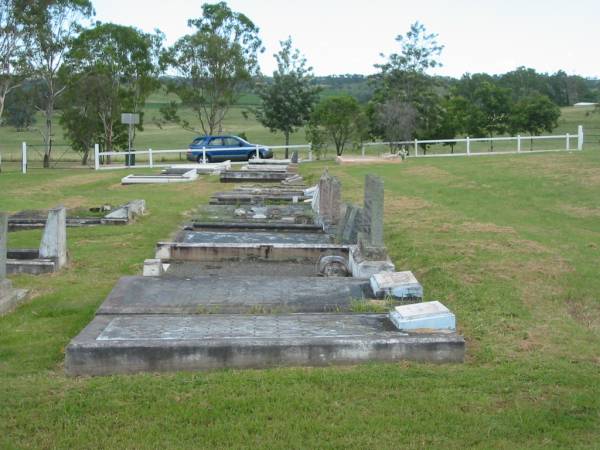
[{"x1": 65, "y1": 157, "x2": 464, "y2": 376}]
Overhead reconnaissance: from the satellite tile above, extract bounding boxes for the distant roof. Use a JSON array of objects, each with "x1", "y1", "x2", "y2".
[{"x1": 574, "y1": 102, "x2": 598, "y2": 107}]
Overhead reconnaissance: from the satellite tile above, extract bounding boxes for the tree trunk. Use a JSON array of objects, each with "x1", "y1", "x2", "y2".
[
  {"x1": 81, "y1": 148, "x2": 90, "y2": 166},
  {"x1": 284, "y1": 131, "x2": 290, "y2": 159},
  {"x1": 43, "y1": 105, "x2": 53, "y2": 168}
]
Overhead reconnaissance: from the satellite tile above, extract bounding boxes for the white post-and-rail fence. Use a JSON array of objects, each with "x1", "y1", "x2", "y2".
[
  {"x1": 361, "y1": 125, "x2": 585, "y2": 158},
  {"x1": 93, "y1": 144, "x2": 313, "y2": 171}
]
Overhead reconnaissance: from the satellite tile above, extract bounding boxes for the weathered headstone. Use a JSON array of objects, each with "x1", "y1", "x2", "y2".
[
  {"x1": 39, "y1": 206, "x2": 68, "y2": 269},
  {"x1": 362, "y1": 174, "x2": 384, "y2": 248},
  {"x1": 315, "y1": 171, "x2": 342, "y2": 226},
  {"x1": 291, "y1": 151, "x2": 299, "y2": 164},
  {"x1": 337, "y1": 204, "x2": 362, "y2": 244},
  {"x1": 349, "y1": 174, "x2": 395, "y2": 278}
]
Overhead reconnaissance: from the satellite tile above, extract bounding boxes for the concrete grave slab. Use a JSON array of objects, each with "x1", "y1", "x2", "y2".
[
  {"x1": 96, "y1": 276, "x2": 371, "y2": 314},
  {"x1": 177, "y1": 230, "x2": 333, "y2": 245},
  {"x1": 389, "y1": 301, "x2": 456, "y2": 331},
  {"x1": 156, "y1": 241, "x2": 351, "y2": 263},
  {"x1": 122, "y1": 169, "x2": 198, "y2": 184},
  {"x1": 370, "y1": 271, "x2": 423, "y2": 300},
  {"x1": 164, "y1": 261, "x2": 320, "y2": 278},
  {"x1": 65, "y1": 313, "x2": 465, "y2": 375}
]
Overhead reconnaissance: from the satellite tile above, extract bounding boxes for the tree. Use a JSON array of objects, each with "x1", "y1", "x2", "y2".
[
  {"x1": 375, "y1": 99, "x2": 417, "y2": 149},
  {"x1": 20, "y1": 0, "x2": 94, "y2": 167},
  {"x1": 255, "y1": 37, "x2": 320, "y2": 157},
  {"x1": 0, "y1": 0, "x2": 28, "y2": 124},
  {"x1": 511, "y1": 94, "x2": 560, "y2": 149},
  {"x1": 161, "y1": 2, "x2": 263, "y2": 135},
  {"x1": 312, "y1": 95, "x2": 363, "y2": 156},
  {"x1": 371, "y1": 22, "x2": 444, "y2": 143},
  {"x1": 60, "y1": 23, "x2": 162, "y2": 163}
]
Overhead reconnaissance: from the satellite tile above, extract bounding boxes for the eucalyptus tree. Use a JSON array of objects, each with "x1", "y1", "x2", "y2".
[
  {"x1": 312, "y1": 95, "x2": 363, "y2": 156},
  {"x1": 371, "y1": 22, "x2": 444, "y2": 141},
  {"x1": 510, "y1": 94, "x2": 560, "y2": 149},
  {"x1": 161, "y1": 2, "x2": 263, "y2": 135},
  {"x1": 255, "y1": 37, "x2": 320, "y2": 157},
  {"x1": 60, "y1": 23, "x2": 162, "y2": 163},
  {"x1": 20, "y1": 0, "x2": 94, "y2": 167}
]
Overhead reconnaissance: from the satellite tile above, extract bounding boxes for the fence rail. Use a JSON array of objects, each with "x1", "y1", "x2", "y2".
[
  {"x1": 93, "y1": 144, "x2": 313, "y2": 170},
  {"x1": 361, "y1": 126, "x2": 584, "y2": 158}
]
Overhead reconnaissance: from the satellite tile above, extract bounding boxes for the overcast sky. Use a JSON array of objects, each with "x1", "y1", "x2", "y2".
[{"x1": 92, "y1": 0, "x2": 599, "y2": 78}]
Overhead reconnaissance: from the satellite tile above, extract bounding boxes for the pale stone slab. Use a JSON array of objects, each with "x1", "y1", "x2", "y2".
[
  {"x1": 39, "y1": 206, "x2": 67, "y2": 269},
  {"x1": 389, "y1": 301, "x2": 456, "y2": 331},
  {"x1": 143, "y1": 259, "x2": 164, "y2": 277},
  {"x1": 370, "y1": 271, "x2": 423, "y2": 299},
  {"x1": 349, "y1": 245, "x2": 395, "y2": 278}
]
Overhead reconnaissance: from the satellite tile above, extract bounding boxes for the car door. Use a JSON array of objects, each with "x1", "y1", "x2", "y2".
[
  {"x1": 222, "y1": 137, "x2": 247, "y2": 161},
  {"x1": 206, "y1": 137, "x2": 225, "y2": 161}
]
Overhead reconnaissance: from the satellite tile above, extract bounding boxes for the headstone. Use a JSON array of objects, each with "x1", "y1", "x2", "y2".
[
  {"x1": 291, "y1": 151, "x2": 299, "y2": 164},
  {"x1": 370, "y1": 271, "x2": 423, "y2": 299},
  {"x1": 362, "y1": 174, "x2": 384, "y2": 247},
  {"x1": 0, "y1": 212, "x2": 27, "y2": 315},
  {"x1": 39, "y1": 206, "x2": 68, "y2": 269},
  {"x1": 337, "y1": 204, "x2": 362, "y2": 244},
  {"x1": 329, "y1": 177, "x2": 341, "y2": 225},
  {"x1": 389, "y1": 301, "x2": 456, "y2": 331}
]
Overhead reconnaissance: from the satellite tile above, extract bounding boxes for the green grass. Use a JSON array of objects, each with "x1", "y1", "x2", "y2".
[{"x1": 1, "y1": 150, "x2": 600, "y2": 448}]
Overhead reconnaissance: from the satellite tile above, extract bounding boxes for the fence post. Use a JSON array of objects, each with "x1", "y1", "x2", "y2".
[
  {"x1": 256, "y1": 144, "x2": 260, "y2": 160},
  {"x1": 517, "y1": 135, "x2": 521, "y2": 153},
  {"x1": 202, "y1": 147, "x2": 206, "y2": 164},
  {"x1": 308, "y1": 143, "x2": 313, "y2": 162},
  {"x1": 22, "y1": 142, "x2": 27, "y2": 174},
  {"x1": 149, "y1": 148, "x2": 154, "y2": 168},
  {"x1": 414, "y1": 139, "x2": 418, "y2": 157},
  {"x1": 577, "y1": 125, "x2": 584, "y2": 151},
  {"x1": 94, "y1": 144, "x2": 100, "y2": 170},
  {"x1": 566, "y1": 133, "x2": 570, "y2": 151},
  {"x1": 466, "y1": 137, "x2": 471, "y2": 156}
]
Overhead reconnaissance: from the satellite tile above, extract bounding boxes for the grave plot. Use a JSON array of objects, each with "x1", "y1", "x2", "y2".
[
  {"x1": 121, "y1": 169, "x2": 198, "y2": 185},
  {"x1": 7, "y1": 206, "x2": 69, "y2": 275},
  {"x1": 66, "y1": 170, "x2": 465, "y2": 376},
  {"x1": 219, "y1": 157, "x2": 302, "y2": 184},
  {"x1": 8, "y1": 200, "x2": 146, "y2": 230}
]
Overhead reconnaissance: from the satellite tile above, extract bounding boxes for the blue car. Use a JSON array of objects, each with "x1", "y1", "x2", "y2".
[{"x1": 186, "y1": 135, "x2": 273, "y2": 163}]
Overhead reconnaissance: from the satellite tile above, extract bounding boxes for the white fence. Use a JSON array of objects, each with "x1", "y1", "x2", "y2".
[
  {"x1": 93, "y1": 144, "x2": 313, "y2": 170},
  {"x1": 362, "y1": 126, "x2": 584, "y2": 158}
]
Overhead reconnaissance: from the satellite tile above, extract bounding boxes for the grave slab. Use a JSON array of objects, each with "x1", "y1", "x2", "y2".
[
  {"x1": 65, "y1": 313, "x2": 465, "y2": 375},
  {"x1": 177, "y1": 230, "x2": 333, "y2": 245},
  {"x1": 97, "y1": 276, "x2": 371, "y2": 314},
  {"x1": 389, "y1": 301, "x2": 456, "y2": 331}
]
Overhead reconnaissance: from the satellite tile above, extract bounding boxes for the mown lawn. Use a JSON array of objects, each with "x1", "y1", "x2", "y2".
[{"x1": 1, "y1": 150, "x2": 600, "y2": 449}]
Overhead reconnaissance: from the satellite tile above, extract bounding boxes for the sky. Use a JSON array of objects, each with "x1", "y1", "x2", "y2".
[{"x1": 92, "y1": 0, "x2": 600, "y2": 78}]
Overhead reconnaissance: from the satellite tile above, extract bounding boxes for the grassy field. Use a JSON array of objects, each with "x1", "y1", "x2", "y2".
[
  {"x1": 1, "y1": 149, "x2": 600, "y2": 448},
  {"x1": 1, "y1": 86, "x2": 598, "y2": 166}
]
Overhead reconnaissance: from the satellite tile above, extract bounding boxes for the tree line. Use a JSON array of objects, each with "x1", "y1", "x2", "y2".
[{"x1": 1, "y1": 1, "x2": 598, "y2": 165}]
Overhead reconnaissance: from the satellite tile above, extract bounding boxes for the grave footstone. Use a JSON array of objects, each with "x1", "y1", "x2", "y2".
[
  {"x1": 389, "y1": 301, "x2": 456, "y2": 331},
  {"x1": 370, "y1": 271, "x2": 423, "y2": 300}
]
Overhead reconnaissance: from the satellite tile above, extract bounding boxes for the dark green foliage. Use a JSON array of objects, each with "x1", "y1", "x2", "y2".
[
  {"x1": 161, "y1": 2, "x2": 263, "y2": 135},
  {"x1": 3, "y1": 83, "x2": 37, "y2": 131},
  {"x1": 255, "y1": 37, "x2": 320, "y2": 155},
  {"x1": 60, "y1": 23, "x2": 162, "y2": 158},
  {"x1": 511, "y1": 94, "x2": 561, "y2": 148},
  {"x1": 312, "y1": 94, "x2": 363, "y2": 155}
]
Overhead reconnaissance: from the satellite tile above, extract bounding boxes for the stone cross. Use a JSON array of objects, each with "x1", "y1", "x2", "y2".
[{"x1": 0, "y1": 212, "x2": 7, "y2": 280}]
